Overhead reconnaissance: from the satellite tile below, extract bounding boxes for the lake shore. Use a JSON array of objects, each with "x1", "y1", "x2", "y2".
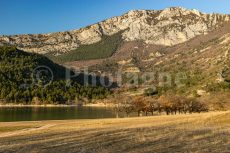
[
  {"x1": 0, "y1": 111, "x2": 229, "y2": 153},
  {"x1": 0, "y1": 102, "x2": 113, "y2": 107}
]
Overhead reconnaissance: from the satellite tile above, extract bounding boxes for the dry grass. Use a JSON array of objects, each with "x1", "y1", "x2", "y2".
[{"x1": 0, "y1": 112, "x2": 230, "y2": 153}]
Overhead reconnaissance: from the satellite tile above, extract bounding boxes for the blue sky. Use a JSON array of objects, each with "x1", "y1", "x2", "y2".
[{"x1": 1, "y1": 0, "x2": 230, "y2": 35}]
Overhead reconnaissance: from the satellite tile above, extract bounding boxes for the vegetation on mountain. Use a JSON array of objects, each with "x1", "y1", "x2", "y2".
[
  {"x1": 47, "y1": 31, "x2": 123, "y2": 63},
  {"x1": 0, "y1": 46, "x2": 110, "y2": 104}
]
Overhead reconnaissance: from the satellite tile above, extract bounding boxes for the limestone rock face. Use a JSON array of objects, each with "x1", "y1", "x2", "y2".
[{"x1": 0, "y1": 7, "x2": 230, "y2": 54}]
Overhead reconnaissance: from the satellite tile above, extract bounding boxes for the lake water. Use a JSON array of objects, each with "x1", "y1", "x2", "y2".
[{"x1": 0, "y1": 106, "x2": 118, "y2": 122}]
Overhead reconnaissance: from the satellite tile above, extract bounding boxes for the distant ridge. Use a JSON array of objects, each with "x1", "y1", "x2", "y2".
[{"x1": 0, "y1": 7, "x2": 230, "y2": 55}]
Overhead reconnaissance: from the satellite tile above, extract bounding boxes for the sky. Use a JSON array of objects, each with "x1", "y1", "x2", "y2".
[{"x1": 1, "y1": 0, "x2": 230, "y2": 35}]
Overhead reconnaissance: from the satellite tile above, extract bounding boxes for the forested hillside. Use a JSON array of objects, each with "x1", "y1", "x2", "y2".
[
  {"x1": 0, "y1": 46, "x2": 110, "y2": 104},
  {"x1": 47, "y1": 31, "x2": 123, "y2": 63}
]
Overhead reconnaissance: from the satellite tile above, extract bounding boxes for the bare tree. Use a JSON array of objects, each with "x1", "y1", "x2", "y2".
[
  {"x1": 122, "y1": 96, "x2": 134, "y2": 117},
  {"x1": 111, "y1": 95, "x2": 123, "y2": 118}
]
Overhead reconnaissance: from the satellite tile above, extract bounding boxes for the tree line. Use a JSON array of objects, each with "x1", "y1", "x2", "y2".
[{"x1": 111, "y1": 94, "x2": 208, "y2": 117}]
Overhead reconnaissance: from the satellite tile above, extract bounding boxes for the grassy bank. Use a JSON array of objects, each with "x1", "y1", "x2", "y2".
[{"x1": 0, "y1": 111, "x2": 230, "y2": 153}]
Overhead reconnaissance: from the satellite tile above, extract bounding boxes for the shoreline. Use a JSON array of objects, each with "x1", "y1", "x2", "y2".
[{"x1": 0, "y1": 103, "x2": 113, "y2": 108}]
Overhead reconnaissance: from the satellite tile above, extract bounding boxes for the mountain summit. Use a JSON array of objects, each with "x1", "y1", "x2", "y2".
[{"x1": 0, "y1": 7, "x2": 230, "y2": 54}]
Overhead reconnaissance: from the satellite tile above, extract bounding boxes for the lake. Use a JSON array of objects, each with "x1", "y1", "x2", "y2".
[{"x1": 0, "y1": 106, "x2": 119, "y2": 122}]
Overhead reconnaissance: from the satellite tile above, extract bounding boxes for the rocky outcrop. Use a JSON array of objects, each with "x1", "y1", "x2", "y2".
[{"x1": 0, "y1": 7, "x2": 230, "y2": 54}]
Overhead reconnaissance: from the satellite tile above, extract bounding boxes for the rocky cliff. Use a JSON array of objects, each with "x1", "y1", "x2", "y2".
[{"x1": 0, "y1": 7, "x2": 230, "y2": 54}]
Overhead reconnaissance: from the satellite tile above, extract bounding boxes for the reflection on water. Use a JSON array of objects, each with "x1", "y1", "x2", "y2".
[{"x1": 0, "y1": 106, "x2": 118, "y2": 122}]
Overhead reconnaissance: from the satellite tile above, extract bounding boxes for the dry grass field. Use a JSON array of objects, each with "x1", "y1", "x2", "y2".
[{"x1": 0, "y1": 112, "x2": 230, "y2": 153}]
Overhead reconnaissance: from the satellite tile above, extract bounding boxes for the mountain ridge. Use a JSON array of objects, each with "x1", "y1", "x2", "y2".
[{"x1": 1, "y1": 7, "x2": 230, "y2": 54}]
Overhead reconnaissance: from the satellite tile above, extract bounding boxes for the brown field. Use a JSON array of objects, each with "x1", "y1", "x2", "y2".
[{"x1": 0, "y1": 112, "x2": 230, "y2": 153}]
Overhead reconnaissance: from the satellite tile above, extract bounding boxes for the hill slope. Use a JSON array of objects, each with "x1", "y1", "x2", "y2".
[
  {"x1": 74, "y1": 22, "x2": 230, "y2": 91},
  {"x1": 0, "y1": 46, "x2": 110, "y2": 104}
]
